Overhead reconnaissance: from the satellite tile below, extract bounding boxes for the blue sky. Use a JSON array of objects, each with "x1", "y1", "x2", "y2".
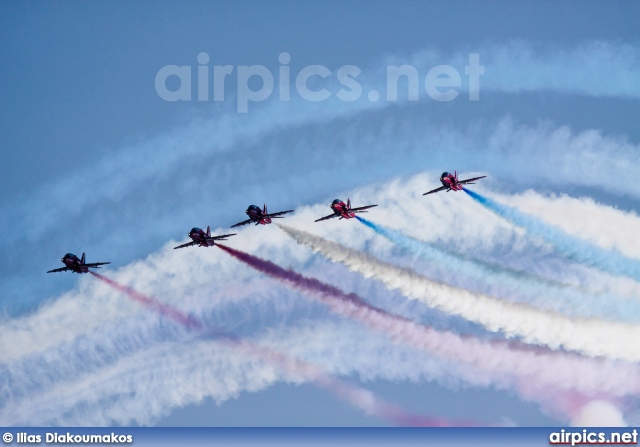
[{"x1": 1, "y1": 1, "x2": 640, "y2": 427}]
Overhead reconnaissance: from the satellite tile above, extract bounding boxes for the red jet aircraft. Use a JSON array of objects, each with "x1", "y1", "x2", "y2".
[
  {"x1": 231, "y1": 204, "x2": 294, "y2": 228},
  {"x1": 173, "y1": 226, "x2": 236, "y2": 249},
  {"x1": 47, "y1": 252, "x2": 110, "y2": 273},
  {"x1": 314, "y1": 198, "x2": 378, "y2": 222},
  {"x1": 423, "y1": 171, "x2": 486, "y2": 195}
]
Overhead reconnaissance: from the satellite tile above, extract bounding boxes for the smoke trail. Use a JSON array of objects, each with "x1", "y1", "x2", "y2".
[
  {"x1": 5, "y1": 41, "x2": 639, "y2": 254},
  {"x1": 8, "y1": 116, "x2": 640, "y2": 316},
  {"x1": 463, "y1": 189, "x2": 640, "y2": 283},
  {"x1": 216, "y1": 242, "x2": 640, "y2": 398},
  {"x1": 234, "y1": 340, "x2": 470, "y2": 428},
  {"x1": 277, "y1": 224, "x2": 640, "y2": 362},
  {"x1": 355, "y1": 216, "x2": 640, "y2": 322},
  {"x1": 90, "y1": 272, "x2": 201, "y2": 329},
  {"x1": 509, "y1": 191, "x2": 640, "y2": 262},
  {"x1": 87, "y1": 271, "x2": 462, "y2": 427},
  {"x1": 3, "y1": 321, "x2": 480, "y2": 427}
]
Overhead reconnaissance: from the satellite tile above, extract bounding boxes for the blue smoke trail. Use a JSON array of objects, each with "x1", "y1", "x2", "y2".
[
  {"x1": 463, "y1": 188, "x2": 640, "y2": 283},
  {"x1": 355, "y1": 216, "x2": 640, "y2": 322}
]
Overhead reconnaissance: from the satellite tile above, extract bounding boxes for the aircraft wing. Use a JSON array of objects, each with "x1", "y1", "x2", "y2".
[
  {"x1": 82, "y1": 262, "x2": 111, "y2": 268},
  {"x1": 173, "y1": 241, "x2": 198, "y2": 249},
  {"x1": 423, "y1": 185, "x2": 448, "y2": 195},
  {"x1": 314, "y1": 213, "x2": 339, "y2": 222},
  {"x1": 231, "y1": 218, "x2": 253, "y2": 228},
  {"x1": 47, "y1": 266, "x2": 72, "y2": 273},
  {"x1": 266, "y1": 210, "x2": 294, "y2": 218},
  {"x1": 458, "y1": 175, "x2": 487, "y2": 185},
  {"x1": 350, "y1": 204, "x2": 378, "y2": 213},
  {"x1": 209, "y1": 233, "x2": 237, "y2": 241}
]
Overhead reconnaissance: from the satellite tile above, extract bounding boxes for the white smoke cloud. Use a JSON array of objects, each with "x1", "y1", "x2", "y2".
[
  {"x1": 3, "y1": 177, "x2": 640, "y2": 428},
  {"x1": 571, "y1": 400, "x2": 627, "y2": 427},
  {"x1": 2, "y1": 34, "x2": 639, "y2": 428}
]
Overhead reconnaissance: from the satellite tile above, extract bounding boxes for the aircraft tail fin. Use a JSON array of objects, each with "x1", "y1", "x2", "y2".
[
  {"x1": 81, "y1": 252, "x2": 86, "y2": 264},
  {"x1": 347, "y1": 198, "x2": 351, "y2": 210},
  {"x1": 263, "y1": 204, "x2": 267, "y2": 215},
  {"x1": 206, "y1": 226, "x2": 211, "y2": 237},
  {"x1": 454, "y1": 170, "x2": 458, "y2": 182}
]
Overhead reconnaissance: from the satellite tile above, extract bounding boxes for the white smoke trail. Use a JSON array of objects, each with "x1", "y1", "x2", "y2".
[
  {"x1": 481, "y1": 190, "x2": 640, "y2": 299},
  {"x1": 0, "y1": 315, "x2": 487, "y2": 426},
  {"x1": 1, "y1": 282, "x2": 476, "y2": 427},
  {"x1": 502, "y1": 191, "x2": 640, "y2": 260},
  {"x1": 465, "y1": 189, "x2": 640, "y2": 283},
  {"x1": 356, "y1": 216, "x2": 640, "y2": 322},
  {"x1": 6, "y1": 115, "x2": 640, "y2": 317},
  {"x1": 3, "y1": 41, "x2": 638, "y2": 249},
  {"x1": 279, "y1": 224, "x2": 640, "y2": 362},
  {"x1": 384, "y1": 41, "x2": 640, "y2": 98},
  {"x1": 3, "y1": 237, "x2": 637, "y2": 427},
  {"x1": 5, "y1": 169, "x2": 640, "y2": 425}
]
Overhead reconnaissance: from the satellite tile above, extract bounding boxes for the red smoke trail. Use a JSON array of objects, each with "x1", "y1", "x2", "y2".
[
  {"x1": 89, "y1": 270, "x2": 469, "y2": 426},
  {"x1": 216, "y1": 243, "x2": 621, "y2": 422},
  {"x1": 90, "y1": 271, "x2": 201, "y2": 329},
  {"x1": 215, "y1": 244, "x2": 542, "y2": 354},
  {"x1": 232, "y1": 337, "x2": 468, "y2": 427}
]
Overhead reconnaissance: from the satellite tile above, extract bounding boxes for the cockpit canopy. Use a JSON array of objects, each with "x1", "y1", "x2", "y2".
[
  {"x1": 64, "y1": 253, "x2": 75, "y2": 259},
  {"x1": 190, "y1": 227, "x2": 201, "y2": 234},
  {"x1": 331, "y1": 199, "x2": 342, "y2": 205},
  {"x1": 441, "y1": 172, "x2": 451, "y2": 179},
  {"x1": 248, "y1": 205, "x2": 261, "y2": 212}
]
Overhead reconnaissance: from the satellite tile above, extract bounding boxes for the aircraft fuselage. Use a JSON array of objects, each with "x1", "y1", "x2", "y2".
[
  {"x1": 188, "y1": 228, "x2": 216, "y2": 247},
  {"x1": 440, "y1": 173, "x2": 464, "y2": 191},
  {"x1": 61, "y1": 254, "x2": 89, "y2": 273},
  {"x1": 246, "y1": 205, "x2": 271, "y2": 225},
  {"x1": 330, "y1": 200, "x2": 356, "y2": 219}
]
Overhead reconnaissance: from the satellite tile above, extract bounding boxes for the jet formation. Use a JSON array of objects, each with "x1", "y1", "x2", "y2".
[{"x1": 49, "y1": 171, "x2": 485, "y2": 271}]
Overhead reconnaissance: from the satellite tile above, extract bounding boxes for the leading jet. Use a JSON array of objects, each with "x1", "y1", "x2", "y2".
[
  {"x1": 423, "y1": 171, "x2": 486, "y2": 195},
  {"x1": 47, "y1": 252, "x2": 110, "y2": 273},
  {"x1": 315, "y1": 198, "x2": 378, "y2": 222},
  {"x1": 174, "y1": 226, "x2": 236, "y2": 249},
  {"x1": 231, "y1": 204, "x2": 294, "y2": 228}
]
